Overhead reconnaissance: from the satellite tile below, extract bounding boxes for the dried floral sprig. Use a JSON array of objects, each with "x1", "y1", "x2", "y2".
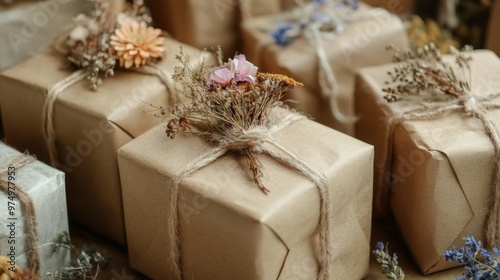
[
  {"x1": 444, "y1": 236, "x2": 500, "y2": 280},
  {"x1": 383, "y1": 43, "x2": 473, "y2": 103},
  {"x1": 165, "y1": 47, "x2": 303, "y2": 193},
  {"x1": 54, "y1": 0, "x2": 164, "y2": 90},
  {"x1": 46, "y1": 232, "x2": 108, "y2": 280},
  {"x1": 372, "y1": 242, "x2": 405, "y2": 280},
  {"x1": 406, "y1": 15, "x2": 459, "y2": 54}
]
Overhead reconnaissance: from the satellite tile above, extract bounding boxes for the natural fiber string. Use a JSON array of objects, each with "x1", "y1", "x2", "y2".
[
  {"x1": 166, "y1": 112, "x2": 333, "y2": 280},
  {"x1": 294, "y1": 0, "x2": 385, "y2": 126},
  {"x1": 42, "y1": 70, "x2": 87, "y2": 167},
  {"x1": 132, "y1": 63, "x2": 179, "y2": 106},
  {"x1": 42, "y1": 64, "x2": 176, "y2": 168},
  {"x1": 294, "y1": 0, "x2": 355, "y2": 125},
  {"x1": 386, "y1": 93, "x2": 500, "y2": 247},
  {"x1": 0, "y1": 154, "x2": 40, "y2": 278}
]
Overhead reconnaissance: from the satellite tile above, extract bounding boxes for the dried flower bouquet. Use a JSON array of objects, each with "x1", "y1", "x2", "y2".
[
  {"x1": 54, "y1": 0, "x2": 164, "y2": 90},
  {"x1": 163, "y1": 48, "x2": 303, "y2": 193}
]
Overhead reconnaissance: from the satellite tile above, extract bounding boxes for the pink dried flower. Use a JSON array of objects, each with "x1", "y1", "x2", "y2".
[
  {"x1": 233, "y1": 54, "x2": 257, "y2": 83},
  {"x1": 206, "y1": 54, "x2": 258, "y2": 88},
  {"x1": 205, "y1": 67, "x2": 234, "y2": 88}
]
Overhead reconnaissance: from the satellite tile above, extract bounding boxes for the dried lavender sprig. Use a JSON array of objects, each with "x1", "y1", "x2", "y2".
[
  {"x1": 372, "y1": 242, "x2": 405, "y2": 280},
  {"x1": 383, "y1": 43, "x2": 473, "y2": 103},
  {"x1": 444, "y1": 236, "x2": 500, "y2": 280}
]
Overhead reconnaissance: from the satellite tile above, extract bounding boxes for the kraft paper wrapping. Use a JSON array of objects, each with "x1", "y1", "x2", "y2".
[
  {"x1": 355, "y1": 50, "x2": 500, "y2": 274},
  {"x1": 144, "y1": 0, "x2": 240, "y2": 57},
  {"x1": 0, "y1": 0, "x2": 93, "y2": 71},
  {"x1": 118, "y1": 115, "x2": 374, "y2": 279},
  {"x1": 144, "y1": 0, "x2": 295, "y2": 58},
  {"x1": 241, "y1": 3, "x2": 409, "y2": 136},
  {"x1": 0, "y1": 38, "x2": 212, "y2": 245},
  {"x1": 0, "y1": 143, "x2": 70, "y2": 277},
  {"x1": 360, "y1": 0, "x2": 414, "y2": 14}
]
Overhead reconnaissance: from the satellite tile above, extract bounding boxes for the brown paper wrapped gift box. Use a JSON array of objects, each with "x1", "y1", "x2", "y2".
[
  {"x1": 0, "y1": 38, "x2": 212, "y2": 245},
  {"x1": 241, "y1": 3, "x2": 409, "y2": 136},
  {"x1": 118, "y1": 113, "x2": 374, "y2": 279},
  {"x1": 355, "y1": 50, "x2": 500, "y2": 274}
]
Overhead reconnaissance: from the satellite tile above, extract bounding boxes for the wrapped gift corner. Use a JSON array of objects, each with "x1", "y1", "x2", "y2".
[
  {"x1": 118, "y1": 114, "x2": 374, "y2": 279},
  {"x1": 0, "y1": 38, "x2": 214, "y2": 245},
  {"x1": 355, "y1": 50, "x2": 500, "y2": 274},
  {"x1": 0, "y1": 143, "x2": 70, "y2": 278},
  {"x1": 240, "y1": 3, "x2": 409, "y2": 136}
]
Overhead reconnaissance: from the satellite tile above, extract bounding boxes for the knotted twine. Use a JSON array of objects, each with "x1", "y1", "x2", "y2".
[
  {"x1": 0, "y1": 153, "x2": 40, "y2": 278},
  {"x1": 384, "y1": 92, "x2": 500, "y2": 247},
  {"x1": 42, "y1": 63, "x2": 176, "y2": 167},
  {"x1": 165, "y1": 111, "x2": 334, "y2": 280}
]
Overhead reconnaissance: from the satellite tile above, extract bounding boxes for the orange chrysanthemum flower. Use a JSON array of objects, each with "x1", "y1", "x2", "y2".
[{"x1": 110, "y1": 20, "x2": 164, "y2": 69}]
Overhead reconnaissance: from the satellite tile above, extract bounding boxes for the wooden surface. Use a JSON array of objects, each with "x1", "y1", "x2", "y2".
[
  {"x1": 69, "y1": 219, "x2": 464, "y2": 279},
  {"x1": 367, "y1": 220, "x2": 463, "y2": 280}
]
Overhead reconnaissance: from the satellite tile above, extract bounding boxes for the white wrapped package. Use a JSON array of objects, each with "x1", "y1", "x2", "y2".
[{"x1": 0, "y1": 143, "x2": 70, "y2": 277}]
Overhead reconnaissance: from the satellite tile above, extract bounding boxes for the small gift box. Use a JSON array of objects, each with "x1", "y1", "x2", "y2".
[
  {"x1": 0, "y1": 22, "x2": 212, "y2": 245},
  {"x1": 355, "y1": 48, "x2": 500, "y2": 273},
  {"x1": 118, "y1": 116, "x2": 374, "y2": 279},
  {"x1": 0, "y1": 0, "x2": 92, "y2": 71},
  {"x1": 118, "y1": 51, "x2": 374, "y2": 279},
  {"x1": 0, "y1": 142, "x2": 70, "y2": 278},
  {"x1": 241, "y1": 2, "x2": 409, "y2": 135}
]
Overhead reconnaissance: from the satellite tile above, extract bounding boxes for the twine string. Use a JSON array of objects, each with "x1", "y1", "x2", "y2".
[
  {"x1": 0, "y1": 154, "x2": 40, "y2": 278},
  {"x1": 43, "y1": 64, "x2": 175, "y2": 168},
  {"x1": 43, "y1": 70, "x2": 87, "y2": 167},
  {"x1": 133, "y1": 63, "x2": 179, "y2": 106}
]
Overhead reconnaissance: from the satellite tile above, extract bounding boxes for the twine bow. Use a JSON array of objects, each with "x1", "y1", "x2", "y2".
[
  {"x1": 165, "y1": 111, "x2": 334, "y2": 280},
  {"x1": 0, "y1": 153, "x2": 40, "y2": 278},
  {"x1": 386, "y1": 92, "x2": 500, "y2": 247},
  {"x1": 42, "y1": 63, "x2": 175, "y2": 167}
]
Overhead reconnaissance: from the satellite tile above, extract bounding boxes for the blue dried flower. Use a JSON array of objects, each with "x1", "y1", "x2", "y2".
[
  {"x1": 270, "y1": 22, "x2": 296, "y2": 46},
  {"x1": 372, "y1": 242, "x2": 405, "y2": 280},
  {"x1": 444, "y1": 236, "x2": 500, "y2": 280},
  {"x1": 342, "y1": 0, "x2": 360, "y2": 10},
  {"x1": 493, "y1": 246, "x2": 500, "y2": 256},
  {"x1": 312, "y1": 11, "x2": 335, "y2": 23}
]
